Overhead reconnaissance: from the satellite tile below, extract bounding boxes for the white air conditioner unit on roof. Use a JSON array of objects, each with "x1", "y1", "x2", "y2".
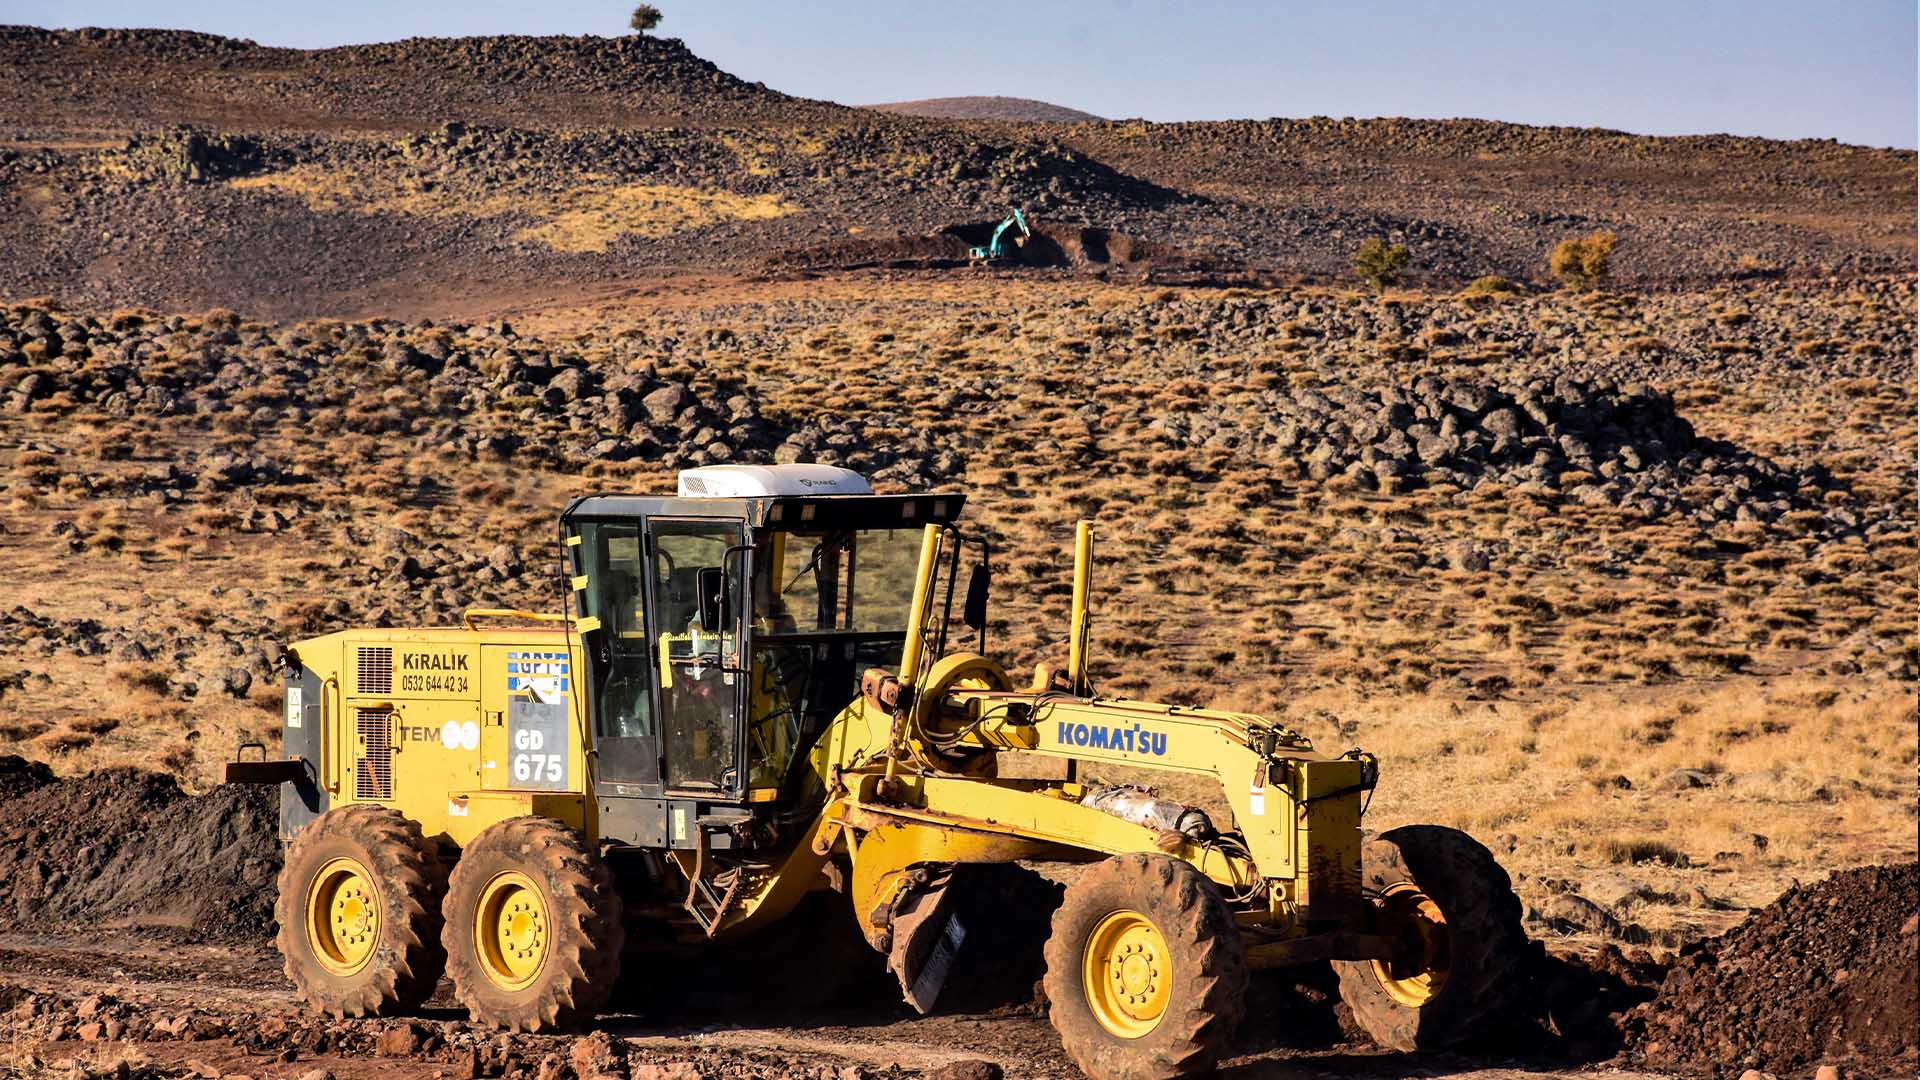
[{"x1": 676, "y1": 464, "x2": 873, "y2": 498}]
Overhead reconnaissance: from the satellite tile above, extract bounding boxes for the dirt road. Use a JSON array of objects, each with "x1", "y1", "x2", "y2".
[{"x1": 0, "y1": 933, "x2": 1667, "y2": 1080}]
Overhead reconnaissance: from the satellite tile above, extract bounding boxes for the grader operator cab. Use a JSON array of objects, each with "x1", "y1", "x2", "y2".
[{"x1": 250, "y1": 464, "x2": 1527, "y2": 1079}]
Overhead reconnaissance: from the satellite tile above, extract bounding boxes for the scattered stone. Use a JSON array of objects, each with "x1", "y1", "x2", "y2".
[
  {"x1": 927, "y1": 1061, "x2": 1004, "y2": 1080},
  {"x1": 1539, "y1": 892, "x2": 1623, "y2": 936},
  {"x1": 375, "y1": 1021, "x2": 423, "y2": 1057},
  {"x1": 631, "y1": 1062, "x2": 704, "y2": 1080},
  {"x1": 1655, "y1": 768, "x2": 1714, "y2": 792}
]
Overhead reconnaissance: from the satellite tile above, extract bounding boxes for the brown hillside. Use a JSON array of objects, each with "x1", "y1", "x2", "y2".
[
  {"x1": 864, "y1": 96, "x2": 1102, "y2": 122},
  {"x1": 0, "y1": 28, "x2": 1911, "y2": 316}
]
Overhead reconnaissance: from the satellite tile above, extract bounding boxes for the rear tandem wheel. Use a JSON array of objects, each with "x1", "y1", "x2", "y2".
[
  {"x1": 274, "y1": 804, "x2": 449, "y2": 1018},
  {"x1": 441, "y1": 815, "x2": 625, "y2": 1032}
]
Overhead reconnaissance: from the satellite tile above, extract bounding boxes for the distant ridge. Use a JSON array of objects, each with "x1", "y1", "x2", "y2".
[
  {"x1": 864, "y1": 95, "x2": 1101, "y2": 122},
  {"x1": 0, "y1": 25, "x2": 839, "y2": 132}
]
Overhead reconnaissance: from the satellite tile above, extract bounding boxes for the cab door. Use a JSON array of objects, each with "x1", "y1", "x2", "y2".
[
  {"x1": 573, "y1": 519, "x2": 663, "y2": 793},
  {"x1": 645, "y1": 517, "x2": 747, "y2": 796}
]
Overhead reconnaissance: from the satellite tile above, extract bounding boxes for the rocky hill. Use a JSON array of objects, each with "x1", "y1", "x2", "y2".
[
  {"x1": 0, "y1": 26, "x2": 1912, "y2": 319},
  {"x1": 864, "y1": 96, "x2": 1102, "y2": 122},
  {"x1": 0, "y1": 26, "x2": 836, "y2": 134}
]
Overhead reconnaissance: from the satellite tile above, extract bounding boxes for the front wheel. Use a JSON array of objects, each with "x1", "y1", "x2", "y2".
[
  {"x1": 1333, "y1": 825, "x2": 1527, "y2": 1050},
  {"x1": 1043, "y1": 853, "x2": 1247, "y2": 1080},
  {"x1": 442, "y1": 816, "x2": 624, "y2": 1031}
]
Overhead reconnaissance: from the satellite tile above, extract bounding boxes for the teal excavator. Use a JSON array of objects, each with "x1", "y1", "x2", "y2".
[{"x1": 968, "y1": 208, "x2": 1031, "y2": 264}]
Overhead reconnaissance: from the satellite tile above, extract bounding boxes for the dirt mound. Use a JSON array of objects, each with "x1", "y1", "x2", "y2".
[
  {"x1": 0, "y1": 765, "x2": 281, "y2": 942},
  {"x1": 767, "y1": 218, "x2": 1182, "y2": 274},
  {"x1": 864, "y1": 96, "x2": 1102, "y2": 123},
  {"x1": 1624, "y1": 863, "x2": 1918, "y2": 1076},
  {"x1": 0, "y1": 753, "x2": 53, "y2": 798}
]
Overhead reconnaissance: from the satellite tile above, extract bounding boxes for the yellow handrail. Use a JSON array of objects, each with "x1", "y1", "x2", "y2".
[
  {"x1": 462, "y1": 608, "x2": 571, "y2": 630},
  {"x1": 321, "y1": 674, "x2": 339, "y2": 794}
]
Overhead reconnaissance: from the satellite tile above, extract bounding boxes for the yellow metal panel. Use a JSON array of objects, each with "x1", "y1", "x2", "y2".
[
  {"x1": 856, "y1": 773, "x2": 1260, "y2": 889},
  {"x1": 1292, "y1": 758, "x2": 1366, "y2": 922},
  {"x1": 441, "y1": 790, "x2": 587, "y2": 847},
  {"x1": 309, "y1": 628, "x2": 592, "y2": 845},
  {"x1": 847, "y1": 811, "x2": 1056, "y2": 941},
  {"x1": 339, "y1": 689, "x2": 482, "y2": 843},
  {"x1": 938, "y1": 694, "x2": 1301, "y2": 879},
  {"x1": 478, "y1": 647, "x2": 512, "y2": 795}
]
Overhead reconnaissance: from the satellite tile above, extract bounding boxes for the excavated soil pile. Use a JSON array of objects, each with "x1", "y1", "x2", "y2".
[
  {"x1": 765, "y1": 219, "x2": 1182, "y2": 275},
  {"x1": 0, "y1": 766, "x2": 281, "y2": 942},
  {"x1": 1158, "y1": 374, "x2": 1861, "y2": 530},
  {"x1": 1624, "y1": 863, "x2": 1918, "y2": 1077},
  {"x1": 0, "y1": 754, "x2": 53, "y2": 799}
]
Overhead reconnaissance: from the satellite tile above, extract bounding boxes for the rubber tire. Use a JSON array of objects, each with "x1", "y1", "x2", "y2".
[
  {"x1": 1333, "y1": 824, "x2": 1527, "y2": 1051},
  {"x1": 442, "y1": 816, "x2": 624, "y2": 1032},
  {"x1": 1043, "y1": 853, "x2": 1247, "y2": 1080},
  {"x1": 274, "y1": 804, "x2": 449, "y2": 1018}
]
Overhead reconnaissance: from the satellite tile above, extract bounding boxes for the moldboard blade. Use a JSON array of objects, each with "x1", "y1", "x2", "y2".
[{"x1": 887, "y1": 867, "x2": 966, "y2": 1014}]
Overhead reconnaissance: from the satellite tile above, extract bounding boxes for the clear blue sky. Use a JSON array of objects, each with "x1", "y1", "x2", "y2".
[{"x1": 8, "y1": 1, "x2": 1916, "y2": 148}]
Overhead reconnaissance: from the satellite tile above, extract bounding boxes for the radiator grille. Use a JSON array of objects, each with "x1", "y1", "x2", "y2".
[
  {"x1": 355, "y1": 646, "x2": 393, "y2": 695},
  {"x1": 355, "y1": 708, "x2": 393, "y2": 800}
]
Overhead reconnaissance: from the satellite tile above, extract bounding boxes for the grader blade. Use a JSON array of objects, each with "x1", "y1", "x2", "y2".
[{"x1": 886, "y1": 867, "x2": 966, "y2": 1014}]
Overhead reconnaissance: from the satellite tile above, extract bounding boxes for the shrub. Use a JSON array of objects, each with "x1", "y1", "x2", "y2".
[
  {"x1": 1458, "y1": 274, "x2": 1520, "y2": 298},
  {"x1": 1601, "y1": 837, "x2": 1689, "y2": 867},
  {"x1": 1351, "y1": 238, "x2": 1409, "y2": 290},
  {"x1": 1549, "y1": 229, "x2": 1618, "y2": 290},
  {"x1": 629, "y1": 4, "x2": 663, "y2": 33}
]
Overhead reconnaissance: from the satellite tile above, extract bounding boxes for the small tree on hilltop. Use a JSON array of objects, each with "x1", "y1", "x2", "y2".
[
  {"x1": 1351, "y1": 237, "x2": 1410, "y2": 290},
  {"x1": 1549, "y1": 229, "x2": 1617, "y2": 290},
  {"x1": 629, "y1": 4, "x2": 663, "y2": 34}
]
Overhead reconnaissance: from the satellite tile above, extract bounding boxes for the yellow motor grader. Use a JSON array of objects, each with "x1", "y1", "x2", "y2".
[{"x1": 238, "y1": 464, "x2": 1526, "y2": 1079}]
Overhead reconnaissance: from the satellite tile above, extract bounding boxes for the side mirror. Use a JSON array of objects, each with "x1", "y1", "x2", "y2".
[
  {"x1": 696, "y1": 566, "x2": 727, "y2": 633},
  {"x1": 963, "y1": 563, "x2": 990, "y2": 632}
]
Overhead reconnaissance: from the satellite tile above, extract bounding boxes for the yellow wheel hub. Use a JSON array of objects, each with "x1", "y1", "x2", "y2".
[
  {"x1": 307, "y1": 856, "x2": 381, "y2": 976},
  {"x1": 475, "y1": 871, "x2": 550, "y2": 990},
  {"x1": 1371, "y1": 883, "x2": 1450, "y2": 1007},
  {"x1": 1082, "y1": 910, "x2": 1172, "y2": 1038}
]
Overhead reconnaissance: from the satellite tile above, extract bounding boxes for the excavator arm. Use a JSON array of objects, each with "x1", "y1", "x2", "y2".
[{"x1": 968, "y1": 207, "x2": 1032, "y2": 262}]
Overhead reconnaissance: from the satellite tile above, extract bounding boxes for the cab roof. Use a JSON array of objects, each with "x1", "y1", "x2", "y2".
[
  {"x1": 561, "y1": 491, "x2": 966, "y2": 531},
  {"x1": 565, "y1": 464, "x2": 964, "y2": 530}
]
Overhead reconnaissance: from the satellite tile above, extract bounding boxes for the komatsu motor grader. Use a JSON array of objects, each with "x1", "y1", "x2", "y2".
[{"x1": 239, "y1": 463, "x2": 1527, "y2": 1080}]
